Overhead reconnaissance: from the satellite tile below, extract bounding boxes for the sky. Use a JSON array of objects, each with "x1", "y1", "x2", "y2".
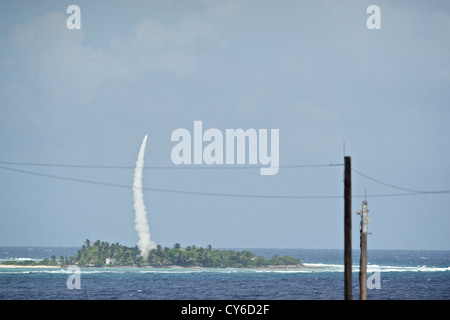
[{"x1": 0, "y1": 0, "x2": 449, "y2": 250}]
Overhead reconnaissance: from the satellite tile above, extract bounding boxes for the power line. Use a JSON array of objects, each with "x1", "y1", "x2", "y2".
[
  {"x1": 0, "y1": 161, "x2": 343, "y2": 170},
  {"x1": 0, "y1": 165, "x2": 131, "y2": 189},
  {"x1": 0, "y1": 165, "x2": 448, "y2": 199},
  {"x1": 352, "y1": 168, "x2": 450, "y2": 195},
  {"x1": 0, "y1": 165, "x2": 340, "y2": 199},
  {"x1": 352, "y1": 168, "x2": 427, "y2": 193}
]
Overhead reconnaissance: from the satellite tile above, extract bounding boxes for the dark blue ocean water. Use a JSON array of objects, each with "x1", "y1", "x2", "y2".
[{"x1": 0, "y1": 247, "x2": 448, "y2": 300}]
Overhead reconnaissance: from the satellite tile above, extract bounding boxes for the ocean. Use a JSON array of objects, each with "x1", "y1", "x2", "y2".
[{"x1": 0, "y1": 247, "x2": 448, "y2": 300}]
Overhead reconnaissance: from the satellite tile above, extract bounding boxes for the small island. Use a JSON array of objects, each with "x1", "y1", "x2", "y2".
[
  {"x1": 1, "y1": 239, "x2": 303, "y2": 268},
  {"x1": 71, "y1": 240, "x2": 302, "y2": 268}
]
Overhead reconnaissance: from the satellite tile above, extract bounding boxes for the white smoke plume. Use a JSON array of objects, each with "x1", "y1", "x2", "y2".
[{"x1": 133, "y1": 134, "x2": 156, "y2": 259}]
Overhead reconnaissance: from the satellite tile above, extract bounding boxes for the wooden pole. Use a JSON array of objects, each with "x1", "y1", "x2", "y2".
[
  {"x1": 344, "y1": 156, "x2": 352, "y2": 300},
  {"x1": 360, "y1": 225, "x2": 367, "y2": 299},
  {"x1": 359, "y1": 200, "x2": 369, "y2": 300}
]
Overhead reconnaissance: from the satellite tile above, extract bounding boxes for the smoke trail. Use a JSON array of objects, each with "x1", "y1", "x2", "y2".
[{"x1": 133, "y1": 134, "x2": 156, "y2": 259}]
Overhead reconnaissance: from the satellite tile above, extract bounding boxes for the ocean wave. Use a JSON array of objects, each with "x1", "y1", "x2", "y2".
[
  {"x1": 375, "y1": 265, "x2": 450, "y2": 273},
  {"x1": 0, "y1": 268, "x2": 128, "y2": 275},
  {"x1": 0, "y1": 269, "x2": 68, "y2": 275},
  {"x1": 137, "y1": 268, "x2": 313, "y2": 274},
  {"x1": 303, "y1": 263, "x2": 345, "y2": 272},
  {"x1": 255, "y1": 269, "x2": 312, "y2": 274},
  {"x1": 1, "y1": 264, "x2": 448, "y2": 275},
  {"x1": 138, "y1": 268, "x2": 259, "y2": 274},
  {"x1": 300, "y1": 263, "x2": 450, "y2": 273},
  {"x1": 0, "y1": 257, "x2": 43, "y2": 262},
  {"x1": 303, "y1": 263, "x2": 343, "y2": 268}
]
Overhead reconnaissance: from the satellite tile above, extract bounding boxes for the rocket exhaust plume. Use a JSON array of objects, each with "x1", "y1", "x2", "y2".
[{"x1": 133, "y1": 134, "x2": 156, "y2": 259}]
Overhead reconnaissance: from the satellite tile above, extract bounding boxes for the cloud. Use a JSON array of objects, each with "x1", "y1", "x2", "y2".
[
  {"x1": 10, "y1": 11, "x2": 130, "y2": 102},
  {"x1": 6, "y1": 11, "x2": 129, "y2": 129},
  {"x1": 111, "y1": 16, "x2": 221, "y2": 77},
  {"x1": 6, "y1": 7, "x2": 223, "y2": 128},
  {"x1": 11, "y1": 8, "x2": 222, "y2": 89}
]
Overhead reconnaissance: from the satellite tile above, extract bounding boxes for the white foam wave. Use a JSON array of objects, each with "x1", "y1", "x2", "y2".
[
  {"x1": 137, "y1": 268, "x2": 312, "y2": 274},
  {"x1": 0, "y1": 268, "x2": 128, "y2": 275},
  {"x1": 1, "y1": 265, "x2": 448, "y2": 275},
  {"x1": 0, "y1": 269, "x2": 68, "y2": 275},
  {"x1": 0, "y1": 257, "x2": 42, "y2": 262},
  {"x1": 255, "y1": 269, "x2": 312, "y2": 273},
  {"x1": 301, "y1": 263, "x2": 450, "y2": 273},
  {"x1": 303, "y1": 263, "x2": 345, "y2": 272},
  {"x1": 139, "y1": 268, "x2": 250, "y2": 274},
  {"x1": 375, "y1": 265, "x2": 450, "y2": 273}
]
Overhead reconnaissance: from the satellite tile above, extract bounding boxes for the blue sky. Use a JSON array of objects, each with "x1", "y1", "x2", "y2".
[{"x1": 0, "y1": 0, "x2": 449, "y2": 249}]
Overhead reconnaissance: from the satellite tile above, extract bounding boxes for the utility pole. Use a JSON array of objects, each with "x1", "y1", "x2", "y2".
[
  {"x1": 344, "y1": 156, "x2": 352, "y2": 300},
  {"x1": 357, "y1": 199, "x2": 370, "y2": 300}
]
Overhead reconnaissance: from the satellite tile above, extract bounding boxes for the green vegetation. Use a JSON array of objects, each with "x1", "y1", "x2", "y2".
[
  {"x1": 144, "y1": 244, "x2": 301, "y2": 268},
  {"x1": 1, "y1": 240, "x2": 303, "y2": 268},
  {"x1": 69, "y1": 239, "x2": 143, "y2": 267}
]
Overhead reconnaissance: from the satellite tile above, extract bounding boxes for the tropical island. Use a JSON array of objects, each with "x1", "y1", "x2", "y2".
[
  {"x1": 1, "y1": 239, "x2": 303, "y2": 268},
  {"x1": 71, "y1": 240, "x2": 302, "y2": 268}
]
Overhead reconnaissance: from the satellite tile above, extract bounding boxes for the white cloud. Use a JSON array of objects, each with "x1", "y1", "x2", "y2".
[
  {"x1": 10, "y1": 11, "x2": 130, "y2": 103},
  {"x1": 7, "y1": 7, "x2": 223, "y2": 128},
  {"x1": 111, "y1": 16, "x2": 221, "y2": 77}
]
